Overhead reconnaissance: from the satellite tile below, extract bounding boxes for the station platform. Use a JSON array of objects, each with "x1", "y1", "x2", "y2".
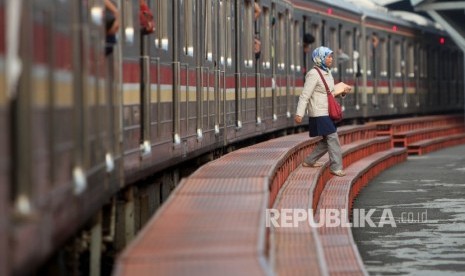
[
  {"x1": 114, "y1": 115, "x2": 465, "y2": 276},
  {"x1": 353, "y1": 144, "x2": 465, "y2": 275}
]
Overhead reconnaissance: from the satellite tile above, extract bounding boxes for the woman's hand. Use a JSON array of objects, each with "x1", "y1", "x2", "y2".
[
  {"x1": 294, "y1": 115, "x2": 302, "y2": 124},
  {"x1": 341, "y1": 86, "x2": 351, "y2": 98}
]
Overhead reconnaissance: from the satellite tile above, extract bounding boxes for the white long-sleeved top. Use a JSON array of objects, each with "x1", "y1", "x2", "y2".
[{"x1": 295, "y1": 67, "x2": 335, "y2": 118}]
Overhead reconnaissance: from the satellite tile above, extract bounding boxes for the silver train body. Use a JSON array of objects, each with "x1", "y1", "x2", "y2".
[{"x1": 0, "y1": 0, "x2": 463, "y2": 274}]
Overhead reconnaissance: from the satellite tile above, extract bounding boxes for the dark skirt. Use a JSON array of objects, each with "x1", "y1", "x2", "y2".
[{"x1": 308, "y1": 116, "x2": 337, "y2": 137}]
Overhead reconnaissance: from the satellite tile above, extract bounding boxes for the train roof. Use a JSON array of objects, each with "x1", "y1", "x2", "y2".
[
  {"x1": 343, "y1": 0, "x2": 413, "y2": 26},
  {"x1": 298, "y1": 0, "x2": 445, "y2": 34},
  {"x1": 311, "y1": 0, "x2": 362, "y2": 15},
  {"x1": 313, "y1": 0, "x2": 413, "y2": 27},
  {"x1": 341, "y1": 0, "x2": 444, "y2": 33},
  {"x1": 389, "y1": 10, "x2": 444, "y2": 30}
]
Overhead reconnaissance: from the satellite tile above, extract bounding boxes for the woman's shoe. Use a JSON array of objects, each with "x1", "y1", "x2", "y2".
[
  {"x1": 302, "y1": 161, "x2": 323, "y2": 168},
  {"x1": 330, "y1": 170, "x2": 346, "y2": 177}
]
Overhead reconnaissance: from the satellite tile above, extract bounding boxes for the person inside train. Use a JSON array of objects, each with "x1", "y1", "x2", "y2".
[
  {"x1": 302, "y1": 33, "x2": 315, "y2": 74},
  {"x1": 303, "y1": 33, "x2": 315, "y2": 54},
  {"x1": 254, "y1": 2, "x2": 262, "y2": 20},
  {"x1": 139, "y1": 0, "x2": 155, "y2": 35},
  {"x1": 104, "y1": 0, "x2": 119, "y2": 56},
  {"x1": 254, "y1": 2, "x2": 262, "y2": 60},
  {"x1": 294, "y1": 46, "x2": 351, "y2": 177},
  {"x1": 254, "y1": 36, "x2": 261, "y2": 60}
]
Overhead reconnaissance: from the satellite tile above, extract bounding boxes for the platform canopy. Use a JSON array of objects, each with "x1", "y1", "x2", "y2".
[
  {"x1": 370, "y1": 0, "x2": 465, "y2": 52},
  {"x1": 410, "y1": 0, "x2": 465, "y2": 52},
  {"x1": 410, "y1": 0, "x2": 465, "y2": 53}
]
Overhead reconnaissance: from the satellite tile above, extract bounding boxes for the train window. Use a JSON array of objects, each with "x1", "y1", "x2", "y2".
[
  {"x1": 394, "y1": 41, "x2": 401, "y2": 77},
  {"x1": 219, "y1": 1, "x2": 224, "y2": 64},
  {"x1": 183, "y1": 0, "x2": 194, "y2": 56},
  {"x1": 277, "y1": 12, "x2": 285, "y2": 70},
  {"x1": 419, "y1": 47, "x2": 427, "y2": 78},
  {"x1": 329, "y1": 28, "x2": 337, "y2": 51},
  {"x1": 205, "y1": 0, "x2": 213, "y2": 61},
  {"x1": 441, "y1": 50, "x2": 448, "y2": 80},
  {"x1": 366, "y1": 36, "x2": 372, "y2": 76},
  {"x1": 311, "y1": 24, "x2": 321, "y2": 48},
  {"x1": 430, "y1": 48, "x2": 438, "y2": 80},
  {"x1": 289, "y1": 20, "x2": 295, "y2": 71},
  {"x1": 155, "y1": 0, "x2": 169, "y2": 50},
  {"x1": 380, "y1": 38, "x2": 387, "y2": 77},
  {"x1": 328, "y1": 28, "x2": 337, "y2": 72},
  {"x1": 243, "y1": 0, "x2": 254, "y2": 67},
  {"x1": 226, "y1": 1, "x2": 233, "y2": 66},
  {"x1": 261, "y1": 7, "x2": 271, "y2": 69},
  {"x1": 407, "y1": 44, "x2": 414, "y2": 78},
  {"x1": 123, "y1": 0, "x2": 134, "y2": 43},
  {"x1": 343, "y1": 30, "x2": 353, "y2": 74},
  {"x1": 294, "y1": 21, "x2": 301, "y2": 72},
  {"x1": 451, "y1": 51, "x2": 458, "y2": 80}
]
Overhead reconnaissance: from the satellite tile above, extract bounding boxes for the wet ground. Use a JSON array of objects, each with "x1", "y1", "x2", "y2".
[{"x1": 352, "y1": 144, "x2": 465, "y2": 275}]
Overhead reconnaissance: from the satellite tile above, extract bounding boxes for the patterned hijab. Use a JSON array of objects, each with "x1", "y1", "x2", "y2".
[{"x1": 312, "y1": 46, "x2": 333, "y2": 72}]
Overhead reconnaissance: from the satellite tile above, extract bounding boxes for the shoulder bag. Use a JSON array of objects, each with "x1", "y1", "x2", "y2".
[{"x1": 314, "y1": 67, "x2": 343, "y2": 122}]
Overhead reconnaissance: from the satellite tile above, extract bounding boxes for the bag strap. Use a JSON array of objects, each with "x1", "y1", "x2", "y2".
[{"x1": 313, "y1": 66, "x2": 331, "y2": 96}]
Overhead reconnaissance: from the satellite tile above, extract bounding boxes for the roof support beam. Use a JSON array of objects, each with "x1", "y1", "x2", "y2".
[{"x1": 415, "y1": 1, "x2": 465, "y2": 10}]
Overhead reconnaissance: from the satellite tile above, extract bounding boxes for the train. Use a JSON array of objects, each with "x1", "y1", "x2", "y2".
[{"x1": 1, "y1": 0, "x2": 463, "y2": 275}]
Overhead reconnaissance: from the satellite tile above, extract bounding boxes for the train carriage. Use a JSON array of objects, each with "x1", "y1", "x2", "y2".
[
  {"x1": 1, "y1": 0, "x2": 464, "y2": 275},
  {"x1": 3, "y1": 0, "x2": 125, "y2": 274}
]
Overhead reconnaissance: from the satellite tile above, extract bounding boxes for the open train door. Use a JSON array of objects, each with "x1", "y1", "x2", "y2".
[{"x1": 253, "y1": 0, "x2": 273, "y2": 131}]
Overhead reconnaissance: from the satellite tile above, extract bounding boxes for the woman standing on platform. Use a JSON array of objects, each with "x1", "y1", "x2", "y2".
[{"x1": 294, "y1": 46, "x2": 351, "y2": 177}]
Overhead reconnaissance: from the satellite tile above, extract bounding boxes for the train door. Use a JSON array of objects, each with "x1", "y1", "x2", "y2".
[
  {"x1": 338, "y1": 22, "x2": 359, "y2": 116},
  {"x1": 325, "y1": 20, "x2": 338, "y2": 64},
  {"x1": 386, "y1": 34, "x2": 393, "y2": 112},
  {"x1": 218, "y1": 0, "x2": 236, "y2": 142},
  {"x1": 137, "y1": 0, "x2": 173, "y2": 161},
  {"x1": 416, "y1": 42, "x2": 427, "y2": 111},
  {"x1": 391, "y1": 35, "x2": 404, "y2": 113},
  {"x1": 235, "y1": 0, "x2": 257, "y2": 135},
  {"x1": 306, "y1": 16, "x2": 323, "y2": 67},
  {"x1": 186, "y1": 0, "x2": 219, "y2": 146},
  {"x1": 376, "y1": 33, "x2": 390, "y2": 113},
  {"x1": 154, "y1": 0, "x2": 172, "y2": 146},
  {"x1": 442, "y1": 46, "x2": 451, "y2": 111},
  {"x1": 273, "y1": 2, "x2": 290, "y2": 125},
  {"x1": 120, "y1": 0, "x2": 147, "y2": 169},
  {"x1": 364, "y1": 30, "x2": 377, "y2": 115},
  {"x1": 10, "y1": 0, "x2": 86, "y2": 211},
  {"x1": 289, "y1": 11, "x2": 303, "y2": 125},
  {"x1": 173, "y1": 0, "x2": 218, "y2": 150},
  {"x1": 7, "y1": 0, "x2": 110, "y2": 272},
  {"x1": 83, "y1": 0, "x2": 121, "y2": 190},
  {"x1": 301, "y1": 15, "x2": 323, "y2": 120},
  {"x1": 448, "y1": 48, "x2": 456, "y2": 109},
  {"x1": 405, "y1": 38, "x2": 416, "y2": 113},
  {"x1": 451, "y1": 49, "x2": 461, "y2": 108},
  {"x1": 12, "y1": 0, "x2": 54, "y2": 215},
  {"x1": 427, "y1": 45, "x2": 440, "y2": 112},
  {"x1": 257, "y1": 0, "x2": 273, "y2": 129},
  {"x1": 177, "y1": 1, "x2": 195, "y2": 146}
]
